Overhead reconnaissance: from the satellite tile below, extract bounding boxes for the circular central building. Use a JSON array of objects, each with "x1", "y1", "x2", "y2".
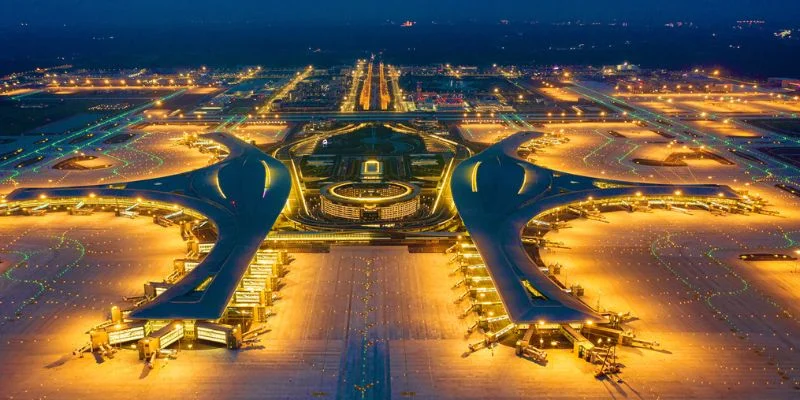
[{"x1": 319, "y1": 181, "x2": 421, "y2": 221}]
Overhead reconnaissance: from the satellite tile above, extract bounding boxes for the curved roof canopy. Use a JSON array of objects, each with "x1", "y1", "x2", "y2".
[
  {"x1": 451, "y1": 131, "x2": 740, "y2": 324},
  {"x1": 5, "y1": 132, "x2": 291, "y2": 320}
]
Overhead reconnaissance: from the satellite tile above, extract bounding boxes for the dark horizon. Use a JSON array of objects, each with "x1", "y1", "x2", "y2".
[
  {"x1": 2, "y1": 1, "x2": 799, "y2": 78},
  {"x1": 2, "y1": 23, "x2": 799, "y2": 79}
]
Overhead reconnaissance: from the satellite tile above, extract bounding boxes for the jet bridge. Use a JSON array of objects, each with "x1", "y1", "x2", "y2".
[
  {"x1": 154, "y1": 209, "x2": 184, "y2": 227},
  {"x1": 68, "y1": 201, "x2": 94, "y2": 215},
  {"x1": 24, "y1": 203, "x2": 49, "y2": 216},
  {"x1": 137, "y1": 321, "x2": 186, "y2": 366},
  {"x1": 117, "y1": 202, "x2": 139, "y2": 218}
]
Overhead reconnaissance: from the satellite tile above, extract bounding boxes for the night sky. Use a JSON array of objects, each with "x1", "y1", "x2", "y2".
[
  {"x1": 2, "y1": 0, "x2": 799, "y2": 26},
  {"x1": 2, "y1": 0, "x2": 799, "y2": 76}
]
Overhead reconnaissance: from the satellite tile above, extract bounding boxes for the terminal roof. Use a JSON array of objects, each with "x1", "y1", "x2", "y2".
[
  {"x1": 6, "y1": 132, "x2": 291, "y2": 320},
  {"x1": 451, "y1": 131, "x2": 740, "y2": 324}
]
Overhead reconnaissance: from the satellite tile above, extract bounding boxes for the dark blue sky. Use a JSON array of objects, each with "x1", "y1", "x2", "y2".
[{"x1": 2, "y1": 0, "x2": 798, "y2": 26}]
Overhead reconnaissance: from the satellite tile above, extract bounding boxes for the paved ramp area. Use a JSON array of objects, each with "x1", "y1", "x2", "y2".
[{"x1": 3, "y1": 235, "x2": 799, "y2": 398}]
